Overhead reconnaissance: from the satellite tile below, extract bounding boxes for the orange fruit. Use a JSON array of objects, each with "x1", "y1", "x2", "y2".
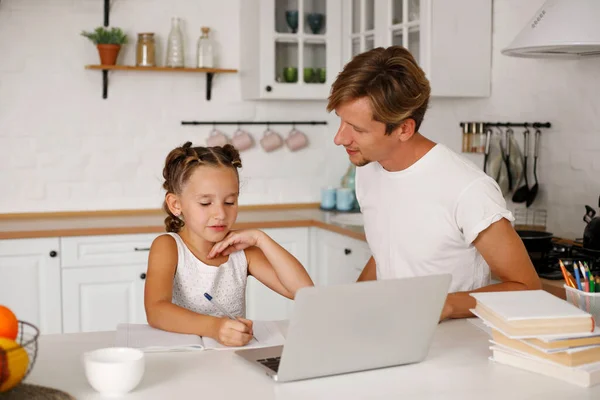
[
  {"x1": 0, "y1": 338, "x2": 29, "y2": 392},
  {"x1": 0, "y1": 307, "x2": 18, "y2": 340}
]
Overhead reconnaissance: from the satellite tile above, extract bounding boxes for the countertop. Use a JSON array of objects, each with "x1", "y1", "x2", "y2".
[
  {"x1": 0, "y1": 205, "x2": 568, "y2": 298},
  {"x1": 0, "y1": 206, "x2": 366, "y2": 241},
  {"x1": 25, "y1": 319, "x2": 599, "y2": 399}
]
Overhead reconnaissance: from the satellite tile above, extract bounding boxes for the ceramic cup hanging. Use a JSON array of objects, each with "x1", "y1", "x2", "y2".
[
  {"x1": 231, "y1": 127, "x2": 254, "y2": 152},
  {"x1": 260, "y1": 127, "x2": 284, "y2": 152},
  {"x1": 206, "y1": 128, "x2": 230, "y2": 147},
  {"x1": 285, "y1": 127, "x2": 309, "y2": 152}
]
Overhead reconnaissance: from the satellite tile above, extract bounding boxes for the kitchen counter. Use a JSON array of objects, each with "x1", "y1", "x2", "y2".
[
  {"x1": 0, "y1": 204, "x2": 568, "y2": 298},
  {"x1": 24, "y1": 319, "x2": 599, "y2": 399},
  {"x1": 0, "y1": 205, "x2": 366, "y2": 241}
]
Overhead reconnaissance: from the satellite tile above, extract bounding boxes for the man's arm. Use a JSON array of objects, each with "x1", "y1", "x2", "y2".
[
  {"x1": 357, "y1": 256, "x2": 377, "y2": 282},
  {"x1": 441, "y1": 218, "x2": 542, "y2": 320}
]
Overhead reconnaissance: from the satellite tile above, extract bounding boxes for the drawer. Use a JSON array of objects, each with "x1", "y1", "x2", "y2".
[{"x1": 60, "y1": 233, "x2": 161, "y2": 268}]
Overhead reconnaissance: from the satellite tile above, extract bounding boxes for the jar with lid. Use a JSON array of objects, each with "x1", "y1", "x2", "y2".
[
  {"x1": 136, "y1": 33, "x2": 156, "y2": 67},
  {"x1": 196, "y1": 27, "x2": 215, "y2": 68}
]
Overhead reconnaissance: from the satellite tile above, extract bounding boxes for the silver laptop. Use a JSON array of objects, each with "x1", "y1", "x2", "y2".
[{"x1": 235, "y1": 273, "x2": 451, "y2": 382}]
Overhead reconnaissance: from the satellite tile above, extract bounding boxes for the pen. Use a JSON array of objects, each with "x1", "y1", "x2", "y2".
[{"x1": 204, "y1": 292, "x2": 257, "y2": 341}]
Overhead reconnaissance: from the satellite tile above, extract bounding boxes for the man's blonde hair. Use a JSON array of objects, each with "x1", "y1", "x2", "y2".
[{"x1": 327, "y1": 46, "x2": 431, "y2": 134}]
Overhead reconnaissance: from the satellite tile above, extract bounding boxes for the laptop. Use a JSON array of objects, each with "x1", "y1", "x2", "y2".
[{"x1": 235, "y1": 273, "x2": 451, "y2": 382}]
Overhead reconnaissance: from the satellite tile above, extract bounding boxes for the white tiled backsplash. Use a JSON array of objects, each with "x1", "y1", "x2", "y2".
[{"x1": 1, "y1": 0, "x2": 599, "y2": 240}]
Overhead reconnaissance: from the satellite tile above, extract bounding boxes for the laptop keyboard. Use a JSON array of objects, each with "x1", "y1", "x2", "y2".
[{"x1": 257, "y1": 357, "x2": 281, "y2": 372}]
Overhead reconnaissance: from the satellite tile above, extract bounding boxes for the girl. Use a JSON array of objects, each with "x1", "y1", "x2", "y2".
[{"x1": 144, "y1": 142, "x2": 314, "y2": 347}]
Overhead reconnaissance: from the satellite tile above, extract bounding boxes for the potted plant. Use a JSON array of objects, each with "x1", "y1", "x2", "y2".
[{"x1": 81, "y1": 27, "x2": 128, "y2": 66}]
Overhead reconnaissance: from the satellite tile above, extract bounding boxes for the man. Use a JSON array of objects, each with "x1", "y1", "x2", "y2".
[{"x1": 327, "y1": 46, "x2": 541, "y2": 321}]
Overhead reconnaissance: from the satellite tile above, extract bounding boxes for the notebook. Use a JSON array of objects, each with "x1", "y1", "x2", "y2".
[
  {"x1": 491, "y1": 344, "x2": 600, "y2": 387},
  {"x1": 470, "y1": 290, "x2": 596, "y2": 338},
  {"x1": 116, "y1": 321, "x2": 285, "y2": 352}
]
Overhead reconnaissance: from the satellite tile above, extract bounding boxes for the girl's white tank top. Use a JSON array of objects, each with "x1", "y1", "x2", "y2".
[{"x1": 166, "y1": 232, "x2": 248, "y2": 318}]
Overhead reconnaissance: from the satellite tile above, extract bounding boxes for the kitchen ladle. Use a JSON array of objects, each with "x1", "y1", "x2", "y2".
[
  {"x1": 526, "y1": 129, "x2": 541, "y2": 207},
  {"x1": 512, "y1": 128, "x2": 530, "y2": 203}
]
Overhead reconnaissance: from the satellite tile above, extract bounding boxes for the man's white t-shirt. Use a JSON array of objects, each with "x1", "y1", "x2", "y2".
[{"x1": 355, "y1": 143, "x2": 514, "y2": 293}]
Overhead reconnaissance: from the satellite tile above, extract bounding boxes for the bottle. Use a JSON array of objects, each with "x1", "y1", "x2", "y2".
[
  {"x1": 340, "y1": 163, "x2": 357, "y2": 211},
  {"x1": 196, "y1": 27, "x2": 215, "y2": 68},
  {"x1": 136, "y1": 33, "x2": 156, "y2": 67},
  {"x1": 166, "y1": 17, "x2": 184, "y2": 68},
  {"x1": 340, "y1": 163, "x2": 356, "y2": 190}
]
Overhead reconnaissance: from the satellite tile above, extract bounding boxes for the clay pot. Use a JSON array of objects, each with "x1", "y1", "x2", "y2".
[{"x1": 97, "y1": 44, "x2": 121, "y2": 65}]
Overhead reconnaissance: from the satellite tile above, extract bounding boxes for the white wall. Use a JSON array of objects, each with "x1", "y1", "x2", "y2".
[
  {"x1": 422, "y1": 0, "x2": 600, "y2": 240},
  {"x1": 1, "y1": 0, "x2": 599, "y2": 240},
  {"x1": 0, "y1": 0, "x2": 348, "y2": 212}
]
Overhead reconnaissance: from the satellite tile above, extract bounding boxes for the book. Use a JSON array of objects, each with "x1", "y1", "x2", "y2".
[
  {"x1": 470, "y1": 290, "x2": 595, "y2": 337},
  {"x1": 491, "y1": 329, "x2": 600, "y2": 367},
  {"x1": 491, "y1": 345, "x2": 600, "y2": 387},
  {"x1": 116, "y1": 321, "x2": 285, "y2": 352},
  {"x1": 526, "y1": 329, "x2": 600, "y2": 351}
]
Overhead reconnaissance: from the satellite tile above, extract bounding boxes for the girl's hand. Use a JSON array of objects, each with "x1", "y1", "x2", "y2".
[
  {"x1": 215, "y1": 317, "x2": 254, "y2": 347},
  {"x1": 208, "y1": 230, "x2": 264, "y2": 258}
]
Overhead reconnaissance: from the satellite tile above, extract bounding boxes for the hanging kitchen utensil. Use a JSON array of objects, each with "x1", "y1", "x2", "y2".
[
  {"x1": 487, "y1": 132, "x2": 509, "y2": 197},
  {"x1": 512, "y1": 128, "x2": 531, "y2": 203},
  {"x1": 526, "y1": 129, "x2": 541, "y2": 207},
  {"x1": 483, "y1": 127, "x2": 492, "y2": 173},
  {"x1": 507, "y1": 130, "x2": 524, "y2": 195},
  {"x1": 503, "y1": 128, "x2": 514, "y2": 191}
]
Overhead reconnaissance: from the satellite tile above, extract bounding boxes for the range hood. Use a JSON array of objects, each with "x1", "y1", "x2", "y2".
[{"x1": 502, "y1": 0, "x2": 600, "y2": 59}]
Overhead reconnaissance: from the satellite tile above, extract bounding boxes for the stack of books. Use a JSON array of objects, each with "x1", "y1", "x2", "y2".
[{"x1": 470, "y1": 290, "x2": 600, "y2": 387}]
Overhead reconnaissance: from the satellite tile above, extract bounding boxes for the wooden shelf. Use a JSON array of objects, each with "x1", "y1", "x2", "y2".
[
  {"x1": 84, "y1": 65, "x2": 239, "y2": 100},
  {"x1": 85, "y1": 65, "x2": 238, "y2": 74}
]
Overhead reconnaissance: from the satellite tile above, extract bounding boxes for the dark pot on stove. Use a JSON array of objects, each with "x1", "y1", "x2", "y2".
[{"x1": 517, "y1": 230, "x2": 554, "y2": 253}]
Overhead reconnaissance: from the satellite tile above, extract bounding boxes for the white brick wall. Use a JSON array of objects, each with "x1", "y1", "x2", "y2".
[
  {"x1": 1, "y1": 0, "x2": 599, "y2": 239},
  {"x1": 0, "y1": 0, "x2": 348, "y2": 213}
]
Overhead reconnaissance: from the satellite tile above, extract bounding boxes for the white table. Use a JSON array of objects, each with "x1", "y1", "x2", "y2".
[{"x1": 25, "y1": 320, "x2": 600, "y2": 399}]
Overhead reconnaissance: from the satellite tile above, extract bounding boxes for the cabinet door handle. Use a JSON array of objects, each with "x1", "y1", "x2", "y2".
[
  {"x1": 49, "y1": 250, "x2": 58, "y2": 258},
  {"x1": 344, "y1": 248, "x2": 352, "y2": 255},
  {"x1": 265, "y1": 85, "x2": 272, "y2": 92},
  {"x1": 134, "y1": 247, "x2": 150, "y2": 251},
  {"x1": 140, "y1": 273, "x2": 147, "y2": 280}
]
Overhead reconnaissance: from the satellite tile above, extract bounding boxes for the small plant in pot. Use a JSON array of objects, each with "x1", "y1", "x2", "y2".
[{"x1": 81, "y1": 26, "x2": 128, "y2": 65}]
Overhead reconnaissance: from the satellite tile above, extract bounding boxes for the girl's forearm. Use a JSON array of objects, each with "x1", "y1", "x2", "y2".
[
  {"x1": 256, "y1": 232, "x2": 314, "y2": 295},
  {"x1": 146, "y1": 300, "x2": 220, "y2": 338}
]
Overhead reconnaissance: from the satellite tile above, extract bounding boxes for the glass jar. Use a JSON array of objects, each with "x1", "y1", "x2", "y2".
[
  {"x1": 136, "y1": 33, "x2": 156, "y2": 67},
  {"x1": 196, "y1": 27, "x2": 215, "y2": 68},
  {"x1": 166, "y1": 17, "x2": 185, "y2": 68}
]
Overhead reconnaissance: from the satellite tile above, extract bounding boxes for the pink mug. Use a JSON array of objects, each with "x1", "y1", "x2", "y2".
[
  {"x1": 206, "y1": 129, "x2": 230, "y2": 147},
  {"x1": 231, "y1": 129, "x2": 254, "y2": 151},
  {"x1": 260, "y1": 129, "x2": 284, "y2": 152},
  {"x1": 285, "y1": 129, "x2": 309, "y2": 152}
]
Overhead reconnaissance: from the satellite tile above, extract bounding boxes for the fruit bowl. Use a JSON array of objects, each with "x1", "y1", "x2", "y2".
[{"x1": 0, "y1": 321, "x2": 39, "y2": 392}]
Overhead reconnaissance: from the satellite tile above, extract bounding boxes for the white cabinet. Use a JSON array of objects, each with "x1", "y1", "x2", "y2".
[
  {"x1": 312, "y1": 228, "x2": 371, "y2": 286},
  {"x1": 245, "y1": 227, "x2": 311, "y2": 321},
  {"x1": 0, "y1": 238, "x2": 62, "y2": 334},
  {"x1": 62, "y1": 264, "x2": 148, "y2": 333},
  {"x1": 240, "y1": 0, "x2": 342, "y2": 100},
  {"x1": 60, "y1": 233, "x2": 158, "y2": 333},
  {"x1": 342, "y1": 0, "x2": 492, "y2": 97}
]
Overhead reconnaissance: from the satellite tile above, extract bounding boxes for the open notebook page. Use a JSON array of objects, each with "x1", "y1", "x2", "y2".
[
  {"x1": 116, "y1": 323, "x2": 205, "y2": 352},
  {"x1": 116, "y1": 321, "x2": 285, "y2": 352}
]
